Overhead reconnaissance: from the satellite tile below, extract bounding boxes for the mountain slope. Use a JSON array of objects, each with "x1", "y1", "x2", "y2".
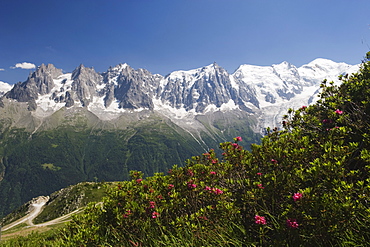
[{"x1": 0, "y1": 58, "x2": 359, "y2": 217}]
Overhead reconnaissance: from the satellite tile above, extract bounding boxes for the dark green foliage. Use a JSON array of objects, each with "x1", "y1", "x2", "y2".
[
  {"x1": 0, "y1": 115, "x2": 260, "y2": 217},
  {"x1": 0, "y1": 125, "x2": 201, "y2": 217}
]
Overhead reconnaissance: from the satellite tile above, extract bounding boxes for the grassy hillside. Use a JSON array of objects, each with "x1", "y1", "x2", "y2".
[
  {"x1": 0, "y1": 182, "x2": 110, "y2": 242},
  {"x1": 0, "y1": 110, "x2": 261, "y2": 217}
]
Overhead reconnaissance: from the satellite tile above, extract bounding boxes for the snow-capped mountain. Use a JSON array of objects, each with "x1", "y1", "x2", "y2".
[
  {"x1": 234, "y1": 59, "x2": 359, "y2": 129},
  {"x1": 0, "y1": 59, "x2": 360, "y2": 132}
]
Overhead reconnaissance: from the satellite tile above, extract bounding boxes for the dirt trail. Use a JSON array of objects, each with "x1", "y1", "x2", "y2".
[
  {"x1": 1, "y1": 196, "x2": 85, "y2": 237},
  {"x1": 2, "y1": 196, "x2": 49, "y2": 231},
  {"x1": 35, "y1": 208, "x2": 82, "y2": 227}
]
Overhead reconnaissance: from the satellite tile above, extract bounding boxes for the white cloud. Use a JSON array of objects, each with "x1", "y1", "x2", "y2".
[
  {"x1": 0, "y1": 68, "x2": 4, "y2": 71},
  {"x1": 11, "y1": 62, "x2": 36, "y2": 69},
  {"x1": 0, "y1": 81, "x2": 12, "y2": 93}
]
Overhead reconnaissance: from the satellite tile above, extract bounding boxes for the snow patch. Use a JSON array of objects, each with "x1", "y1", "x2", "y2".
[
  {"x1": 153, "y1": 98, "x2": 196, "y2": 119},
  {"x1": 204, "y1": 99, "x2": 239, "y2": 113}
]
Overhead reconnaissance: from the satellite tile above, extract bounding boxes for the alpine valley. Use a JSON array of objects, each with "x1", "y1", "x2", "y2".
[{"x1": 0, "y1": 59, "x2": 359, "y2": 216}]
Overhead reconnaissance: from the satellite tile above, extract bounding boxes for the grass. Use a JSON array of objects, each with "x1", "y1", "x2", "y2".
[{"x1": 1, "y1": 224, "x2": 64, "y2": 241}]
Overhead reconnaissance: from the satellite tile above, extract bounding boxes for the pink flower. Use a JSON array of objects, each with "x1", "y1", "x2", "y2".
[
  {"x1": 149, "y1": 201, "x2": 156, "y2": 209},
  {"x1": 205, "y1": 186, "x2": 212, "y2": 191},
  {"x1": 231, "y1": 143, "x2": 239, "y2": 148},
  {"x1": 256, "y1": 172, "x2": 262, "y2": 176},
  {"x1": 168, "y1": 184, "x2": 174, "y2": 190},
  {"x1": 335, "y1": 109, "x2": 343, "y2": 115},
  {"x1": 255, "y1": 215, "x2": 266, "y2": 225},
  {"x1": 286, "y1": 219, "x2": 299, "y2": 228},
  {"x1": 293, "y1": 192, "x2": 303, "y2": 201},
  {"x1": 152, "y1": 211, "x2": 160, "y2": 219},
  {"x1": 187, "y1": 182, "x2": 197, "y2": 189},
  {"x1": 211, "y1": 159, "x2": 218, "y2": 164},
  {"x1": 235, "y1": 136, "x2": 242, "y2": 142},
  {"x1": 213, "y1": 188, "x2": 223, "y2": 195},
  {"x1": 136, "y1": 179, "x2": 143, "y2": 183},
  {"x1": 271, "y1": 159, "x2": 278, "y2": 164},
  {"x1": 257, "y1": 184, "x2": 264, "y2": 189},
  {"x1": 301, "y1": 106, "x2": 307, "y2": 109},
  {"x1": 210, "y1": 171, "x2": 217, "y2": 175}
]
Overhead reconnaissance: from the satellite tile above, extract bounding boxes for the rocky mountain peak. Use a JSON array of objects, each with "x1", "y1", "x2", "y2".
[
  {"x1": 37, "y1": 64, "x2": 62, "y2": 76},
  {"x1": 111, "y1": 65, "x2": 160, "y2": 110},
  {"x1": 71, "y1": 65, "x2": 103, "y2": 107},
  {"x1": 158, "y1": 62, "x2": 238, "y2": 112},
  {"x1": 4, "y1": 63, "x2": 63, "y2": 110}
]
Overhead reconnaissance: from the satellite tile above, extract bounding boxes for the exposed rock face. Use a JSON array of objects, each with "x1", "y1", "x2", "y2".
[
  {"x1": 5, "y1": 64, "x2": 63, "y2": 111},
  {"x1": 71, "y1": 65, "x2": 103, "y2": 107},
  {"x1": 102, "y1": 64, "x2": 161, "y2": 110},
  {"x1": 102, "y1": 83, "x2": 115, "y2": 108},
  {"x1": 5, "y1": 64, "x2": 62, "y2": 103},
  {"x1": 236, "y1": 83, "x2": 259, "y2": 109},
  {"x1": 158, "y1": 63, "x2": 239, "y2": 112},
  {"x1": 27, "y1": 98, "x2": 37, "y2": 111},
  {"x1": 64, "y1": 91, "x2": 75, "y2": 107}
]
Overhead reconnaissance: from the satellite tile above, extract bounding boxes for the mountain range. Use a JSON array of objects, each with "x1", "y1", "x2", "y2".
[
  {"x1": 0, "y1": 59, "x2": 359, "y2": 132},
  {"x1": 0, "y1": 58, "x2": 359, "y2": 217}
]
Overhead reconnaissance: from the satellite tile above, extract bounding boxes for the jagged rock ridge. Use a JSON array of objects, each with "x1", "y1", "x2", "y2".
[{"x1": 1, "y1": 59, "x2": 360, "y2": 130}]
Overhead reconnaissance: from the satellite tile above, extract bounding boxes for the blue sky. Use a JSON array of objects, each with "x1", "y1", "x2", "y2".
[{"x1": 1, "y1": 0, "x2": 369, "y2": 84}]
